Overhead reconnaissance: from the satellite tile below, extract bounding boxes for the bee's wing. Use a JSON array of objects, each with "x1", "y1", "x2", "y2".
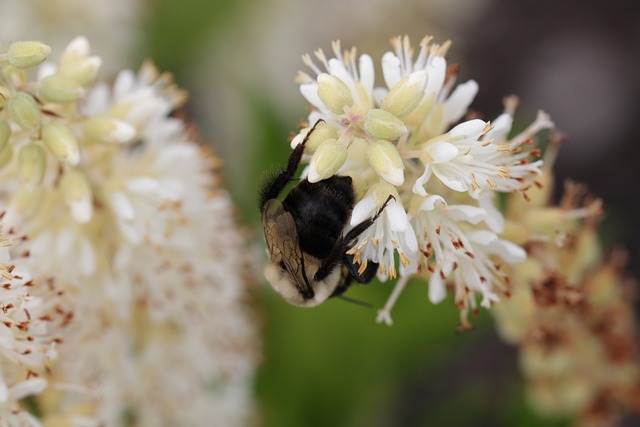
[{"x1": 262, "y1": 199, "x2": 314, "y2": 297}]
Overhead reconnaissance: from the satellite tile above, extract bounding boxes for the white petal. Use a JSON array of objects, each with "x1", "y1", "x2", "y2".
[
  {"x1": 9, "y1": 378, "x2": 47, "y2": 400},
  {"x1": 359, "y1": 54, "x2": 375, "y2": 95},
  {"x1": 412, "y1": 166, "x2": 431, "y2": 196},
  {"x1": 372, "y1": 87, "x2": 388, "y2": 107},
  {"x1": 467, "y1": 229, "x2": 497, "y2": 246},
  {"x1": 0, "y1": 379, "x2": 8, "y2": 403},
  {"x1": 0, "y1": 247, "x2": 10, "y2": 264},
  {"x1": 444, "y1": 80, "x2": 479, "y2": 123},
  {"x1": 432, "y1": 167, "x2": 468, "y2": 192},
  {"x1": 65, "y1": 36, "x2": 90, "y2": 56},
  {"x1": 110, "y1": 119, "x2": 136, "y2": 143},
  {"x1": 37, "y1": 62, "x2": 57, "y2": 81},
  {"x1": 478, "y1": 196, "x2": 505, "y2": 233},
  {"x1": 447, "y1": 204, "x2": 487, "y2": 224},
  {"x1": 55, "y1": 228, "x2": 74, "y2": 258},
  {"x1": 381, "y1": 52, "x2": 402, "y2": 89},
  {"x1": 328, "y1": 58, "x2": 355, "y2": 92},
  {"x1": 402, "y1": 224, "x2": 419, "y2": 252},
  {"x1": 350, "y1": 195, "x2": 377, "y2": 226},
  {"x1": 300, "y1": 83, "x2": 324, "y2": 111},
  {"x1": 428, "y1": 272, "x2": 447, "y2": 303},
  {"x1": 127, "y1": 176, "x2": 158, "y2": 194},
  {"x1": 79, "y1": 237, "x2": 97, "y2": 276},
  {"x1": 70, "y1": 198, "x2": 93, "y2": 223},
  {"x1": 486, "y1": 113, "x2": 513, "y2": 142},
  {"x1": 113, "y1": 69, "x2": 135, "y2": 100},
  {"x1": 449, "y1": 119, "x2": 486, "y2": 139},
  {"x1": 425, "y1": 56, "x2": 446, "y2": 96},
  {"x1": 428, "y1": 141, "x2": 459, "y2": 163},
  {"x1": 419, "y1": 194, "x2": 446, "y2": 211},
  {"x1": 489, "y1": 239, "x2": 527, "y2": 264},
  {"x1": 110, "y1": 191, "x2": 135, "y2": 221},
  {"x1": 386, "y1": 201, "x2": 409, "y2": 232},
  {"x1": 480, "y1": 291, "x2": 500, "y2": 308}
]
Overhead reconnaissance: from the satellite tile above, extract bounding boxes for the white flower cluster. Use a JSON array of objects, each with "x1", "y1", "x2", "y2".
[
  {"x1": 0, "y1": 225, "x2": 66, "y2": 427},
  {"x1": 0, "y1": 38, "x2": 257, "y2": 425},
  {"x1": 294, "y1": 36, "x2": 553, "y2": 326}
]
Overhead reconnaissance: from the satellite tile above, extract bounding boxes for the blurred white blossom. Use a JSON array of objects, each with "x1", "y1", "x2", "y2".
[
  {"x1": 0, "y1": 224, "x2": 67, "y2": 426},
  {"x1": 0, "y1": 38, "x2": 257, "y2": 426}
]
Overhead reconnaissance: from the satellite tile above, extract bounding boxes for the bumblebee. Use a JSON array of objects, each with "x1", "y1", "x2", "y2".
[{"x1": 260, "y1": 121, "x2": 390, "y2": 307}]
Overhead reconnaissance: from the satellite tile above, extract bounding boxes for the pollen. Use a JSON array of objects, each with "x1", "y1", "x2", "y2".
[
  {"x1": 357, "y1": 260, "x2": 368, "y2": 275},
  {"x1": 399, "y1": 252, "x2": 411, "y2": 267}
]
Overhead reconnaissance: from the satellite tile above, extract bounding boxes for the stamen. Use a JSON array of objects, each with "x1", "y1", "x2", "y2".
[{"x1": 376, "y1": 275, "x2": 410, "y2": 326}]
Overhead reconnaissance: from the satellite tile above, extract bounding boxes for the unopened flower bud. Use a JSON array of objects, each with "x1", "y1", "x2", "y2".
[
  {"x1": 7, "y1": 41, "x2": 51, "y2": 69},
  {"x1": 58, "y1": 57, "x2": 102, "y2": 86},
  {"x1": 521, "y1": 208, "x2": 577, "y2": 236},
  {"x1": 0, "y1": 120, "x2": 11, "y2": 153},
  {"x1": 8, "y1": 92, "x2": 41, "y2": 131},
  {"x1": 39, "y1": 75, "x2": 85, "y2": 103},
  {"x1": 42, "y1": 122, "x2": 80, "y2": 165},
  {"x1": 83, "y1": 116, "x2": 136, "y2": 144},
  {"x1": 370, "y1": 181, "x2": 399, "y2": 206},
  {"x1": 307, "y1": 138, "x2": 347, "y2": 183},
  {"x1": 382, "y1": 70, "x2": 427, "y2": 118},
  {"x1": 61, "y1": 36, "x2": 91, "y2": 59},
  {"x1": 290, "y1": 122, "x2": 338, "y2": 151},
  {"x1": 0, "y1": 144, "x2": 12, "y2": 170},
  {"x1": 566, "y1": 228, "x2": 602, "y2": 284},
  {"x1": 367, "y1": 139, "x2": 405, "y2": 186},
  {"x1": 492, "y1": 283, "x2": 535, "y2": 344},
  {"x1": 60, "y1": 168, "x2": 93, "y2": 223},
  {"x1": 317, "y1": 73, "x2": 353, "y2": 115},
  {"x1": 342, "y1": 171, "x2": 367, "y2": 200},
  {"x1": 18, "y1": 143, "x2": 46, "y2": 189},
  {"x1": 364, "y1": 109, "x2": 407, "y2": 141}
]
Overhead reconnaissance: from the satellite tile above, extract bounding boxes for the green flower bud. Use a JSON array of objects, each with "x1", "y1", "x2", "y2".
[
  {"x1": 39, "y1": 75, "x2": 85, "y2": 104},
  {"x1": 7, "y1": 41, "x2": 51, "y2": 69},
  {"x1": 15, "y1": 184, "x2": 45, "y2": 216},
  {"x1": 307, "y1": 138, "x2": 347, "y2": 183},
  {"x1": 83, "y1": 116, "x2": 136, "y2": 144},
  {"x1": 0, "y1": 120, "x2": 11, "y2": 153},
  {"x1": 18, "y1": 143, "x2": 46, "y2": 189},
  {"x1": 0, "y1": 144, "x2": 12, "y2": 170},
  {"x1": 58, "y1": 57, "x2": 102, "y2": 86},
  {"x1": 382, "y1": 70, "x2": 427, "y2": 118},
  {"x1": 363, "y1": 109, "x2": 407, "y2": 141},
  {"x1": 8, "y1": 92, "x2": 41, "y2": 131},
  {"x1": 42, "y1": 121, "x2": 80, "y2": 165},
  {"x1": 367, "y1": 139, "x2": 405, "y2": 186},
  {"x1": 317, "y1": 73, "x2": 353, "y2": 115},
  {"x1": 290, "y1": 122, "x2": 338, "y2": 152},
  {"x1": 60, "y1": 168, "x2": 93, "y2": 223}
]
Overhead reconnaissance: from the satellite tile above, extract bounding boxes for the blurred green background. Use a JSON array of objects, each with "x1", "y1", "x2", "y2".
[{"x1": 2, "y1": 0, "x2": 638, "y2": 425}]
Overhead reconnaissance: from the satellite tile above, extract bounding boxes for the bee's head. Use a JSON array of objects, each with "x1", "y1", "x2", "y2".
[{"x1": 262, "y1": 199, "x2": 341, "y2": 307}]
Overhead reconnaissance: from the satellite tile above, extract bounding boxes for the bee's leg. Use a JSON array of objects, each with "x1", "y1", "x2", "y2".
[
  {"x1": 258, "y1": 119, "x2": 325, "y2": 209},
  {"x1": 314, "y1": 195, "x2": 394, "y2": 282}
]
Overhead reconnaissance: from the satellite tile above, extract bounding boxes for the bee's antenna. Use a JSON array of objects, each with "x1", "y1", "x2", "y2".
[{"x1": 337, "y1": 295, "x2": 372, "y2": 309}]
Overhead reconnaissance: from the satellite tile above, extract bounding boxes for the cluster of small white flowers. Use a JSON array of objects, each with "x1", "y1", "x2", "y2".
[
  {"x1": 293, "y1": 36, "x2": 553, "y2": 326},
  {"x1": 0, "y1": 38, "x2": 257, "y2": 425}
]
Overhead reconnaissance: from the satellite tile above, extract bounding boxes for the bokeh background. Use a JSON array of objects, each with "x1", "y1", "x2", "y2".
[{"x1": 1, "y1": 0, "x2": 638, "y2": 425}]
